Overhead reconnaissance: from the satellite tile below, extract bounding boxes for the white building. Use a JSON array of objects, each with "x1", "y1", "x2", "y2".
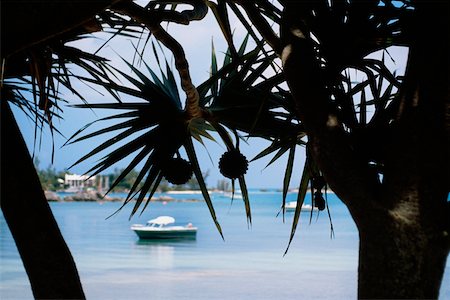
[{"x1": 65, "y1": 174, "x2": 96, "y2": 190}]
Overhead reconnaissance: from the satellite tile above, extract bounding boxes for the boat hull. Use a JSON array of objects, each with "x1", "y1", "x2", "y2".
[
  {"x1": 132, "y1": 227, "x2": 197, "y2": 239},
  {"x1": 285, "y1": 203, "x2": 317, "y2": 212}
]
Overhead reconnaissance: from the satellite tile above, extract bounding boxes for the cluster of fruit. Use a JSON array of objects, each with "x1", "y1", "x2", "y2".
[
  {"x1": 312, "y1": 176, "x2": 326, "y2": 211},
  {"x1": 160, "y1": 150, "x2": 249, "y2": 185}
]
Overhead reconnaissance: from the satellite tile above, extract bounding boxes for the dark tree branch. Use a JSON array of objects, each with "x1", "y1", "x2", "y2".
[
  {"x1": 112, "y1": 0, "x2": 204, "y2": 118},
  {"x1": 2, "y1": 0, "x2": 119, "y2": 58},
  {"x1": 147, "y1": 0, "x2": 208, "y2": 23}
]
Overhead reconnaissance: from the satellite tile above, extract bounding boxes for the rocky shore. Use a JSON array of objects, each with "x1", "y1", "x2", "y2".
[
  {"x1": 44, "y1": 191, "x2": 62, "y2": 202},
  {"x1": 44, "y1": 191, "x2": 193, "y2": 202},
  {"x1": 44, "y1": 191, "x2": 122, "y2": 202}
]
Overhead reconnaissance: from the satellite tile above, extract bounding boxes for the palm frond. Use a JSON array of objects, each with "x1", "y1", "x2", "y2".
[
  {"x1": 284, "y1": 155, "x2": 311, "y2": 256},
  {"x1": 238, "y1": 175, "x2": 252, "y2": 227},
  {"x1": 281, "y1": 145, "x2": 296, "y2": 221},
  {"x1": 185, "y1": 136, "x2": 224, "y2": 239}
]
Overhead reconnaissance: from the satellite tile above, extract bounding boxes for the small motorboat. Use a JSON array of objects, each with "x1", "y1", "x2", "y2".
[
  {"x1": 223, "y1": 192, "x2": 243, "y2": 199},
  {"x1": 131, "y1": 216, "x2": 197, "y2": 239},
  {"x1": 285, "y1": 202, "x2": 318, "y2": 212}
]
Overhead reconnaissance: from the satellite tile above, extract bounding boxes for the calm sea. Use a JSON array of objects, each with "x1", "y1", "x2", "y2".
[{"x1": 1, "y1": 191, "x2": 449, "y2": 299}]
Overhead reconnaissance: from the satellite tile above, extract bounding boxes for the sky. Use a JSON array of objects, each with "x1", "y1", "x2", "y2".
[{"x1": 12, "y1": 7, "x2": 408, "y2": 189}]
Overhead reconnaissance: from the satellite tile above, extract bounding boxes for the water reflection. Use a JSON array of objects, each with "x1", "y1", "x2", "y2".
[{"x1": 133, "y1": 238, "x2": 197, "y2": 269}]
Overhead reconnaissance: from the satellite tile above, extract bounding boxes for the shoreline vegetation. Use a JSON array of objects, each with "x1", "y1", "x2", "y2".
[
  {"x1": 37, "y1": 162, "x2": 324, "y2": 202},
  {"x1": 35, "y1": 163, "x2": 296, "y2": 202}
]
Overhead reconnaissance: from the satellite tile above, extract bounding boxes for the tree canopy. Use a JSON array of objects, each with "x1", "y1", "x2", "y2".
[{"x1": 3, "y1": 0, "x2": 412, "y2": 236}]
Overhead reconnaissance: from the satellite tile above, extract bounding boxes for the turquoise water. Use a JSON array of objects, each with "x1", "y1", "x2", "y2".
[{"x1": 1, "y1": 191, "x2": 449, "y2": 299}]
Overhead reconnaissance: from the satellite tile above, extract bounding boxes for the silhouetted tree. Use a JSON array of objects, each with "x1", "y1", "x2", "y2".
[{"x1": 2, "y1": 1, "x2": 448, "y2": 299}]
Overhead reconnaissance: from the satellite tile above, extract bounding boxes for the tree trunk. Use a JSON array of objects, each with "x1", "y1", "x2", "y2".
[
  {"x1": 1, "y1": 100, "x2": 85, "y2": 299},
  {"x1": 281, "y1": 2, "x2": 449, "y2": 299},
  {"x1": 358, "y1": 210, "x2": 449, "y2": 299},
  {"x1": 357, "y1": 14, "x2": 450, "y2": 294}
]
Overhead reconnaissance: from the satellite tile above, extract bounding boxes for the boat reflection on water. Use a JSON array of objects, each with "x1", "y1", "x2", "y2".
[{"x1": 133, "y1": 238, "x2": 197, "y2": 269}]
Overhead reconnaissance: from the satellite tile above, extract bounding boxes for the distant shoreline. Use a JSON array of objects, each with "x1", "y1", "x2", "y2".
[
  {"x1": 45, "y1": 188, "x2": 334, "y2": 202},
  {"x1": 45, "y1": 190, "x2": 205, "y2": 203}
]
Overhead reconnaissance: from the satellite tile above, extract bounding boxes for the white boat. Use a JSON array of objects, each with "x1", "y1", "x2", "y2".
[
  {"x1": 223, "y1": 192, "x2": 243, "y2": 199},
  {"x1": 285, "y1": 202, "x2": 318, "y2": 212},
  {"x1": 131, "y1": 216, "x2": 197, "y2": 239}
]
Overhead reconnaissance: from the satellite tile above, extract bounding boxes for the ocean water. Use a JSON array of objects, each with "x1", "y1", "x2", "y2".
[{"x1": 1, "y1": 191, "x2": 449, "y2": 299}]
